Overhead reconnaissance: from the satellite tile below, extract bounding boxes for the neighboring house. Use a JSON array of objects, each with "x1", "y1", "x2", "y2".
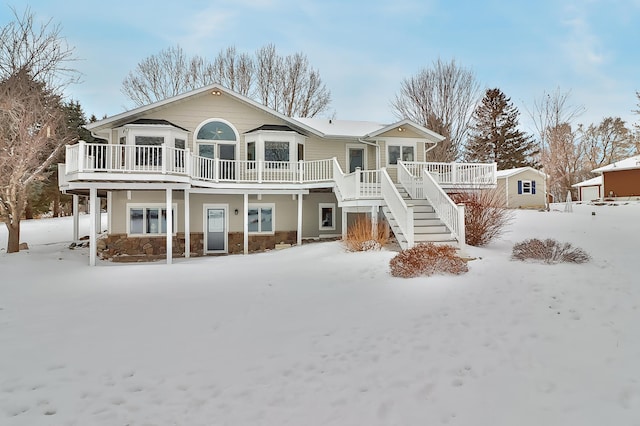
[
  {"x1": 58, "y1": 84, "x2": 497, "y2": 265},
  {"x1": 496, "y1": 167, "x2": 547, "y2": 209},
  {"x1": 591, "y1": 155, "x2": 640, "y2": 199},
  {"x1": 572, "y1": 176, "x2": 602, "y2": 202}
]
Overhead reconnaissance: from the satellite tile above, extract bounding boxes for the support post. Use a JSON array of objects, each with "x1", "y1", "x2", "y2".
[
  {"x1": 184, "y1": 189, "x2": 190, "y2": 258},
  {"x1": 166, "y1": 189, "x2": 173, "y2": 264},
  {"x1": 95, "y1": 194, "x2": 101, "y2": 235},
  {"x1": 342, "y1": 209, "x2": 348, "y2": 239},
  {"x1": 457, "y1": 203, "x2": 466, "y2": 252},
  {"x1": 297, "y1": 193, "x2": 303, "y2": 246},
  {"x1": 72, "y1": 194, "x2": 79, "y2": 242},
  {"x1": 89, "y1": 188, "x2": 97, "y2": 266},
  {"x1": 371, "y1": 205, "x2": 378, "y2": 238},
  {"x1": 243, "y1": 193, "x2": 248, "y2": 254}
]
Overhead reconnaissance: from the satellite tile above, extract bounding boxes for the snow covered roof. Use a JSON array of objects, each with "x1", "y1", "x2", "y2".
[
  {"x1": 572, "y1": 176, "x2": 602, "y2": 188},
  {"x1": 495, "y1": 167, "x2": 546, "y2": 179},
  {"x1": 294, "y1": 118, "x2": 385, "y2": 138},
  {"x1": 591, "y1": 155, "x2": 640, "y2": 173},
  {"x1": 293, "y1": 117, "x2": 445, "y2": 142}
]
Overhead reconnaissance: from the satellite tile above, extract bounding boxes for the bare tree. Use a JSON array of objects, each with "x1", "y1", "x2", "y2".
[
  {"x1": 0, "y1": 8, "x2": 77, "y2": 253},
  {"x1": 212, "y1": 46, "x2": 254, "y2": 97},
  {"x1": 0, "y1": 7, "x2": 78, "y2": 90},
  {"x1": 121, "y1": 45, "x2": 216, "y2": 106},
  {"x1": 391, "y1": 58, "x2": 481, "y2": 161},
  {"x1": 541, "y1": 123, "x2": 583, "y2": 201},
  {"x1": 578, "y1": 117, "x2": 635, "y2": 171},
  {"x1": 528, "y1": 88, "x2": 585, "y2": 201},
  {"x1": 123, "y1": 43, "x2": 331, "y2": 117}
]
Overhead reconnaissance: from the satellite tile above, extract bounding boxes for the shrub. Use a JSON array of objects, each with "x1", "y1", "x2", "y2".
[
  {"x1": 450, "y1": 189, "x2": 513, "y2": 247},
  {"x1": 389, "y1": 243, "x2": 468, "y2": 278},
  {"x1": 511, "y1": 238, "x2": 590, "y2": 264},
  {"x1": 343, "y1": 216, "x2": 389, "y2": 252}
]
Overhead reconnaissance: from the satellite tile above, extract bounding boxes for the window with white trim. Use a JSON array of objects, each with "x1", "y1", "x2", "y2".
[
  {"x1": 248, "y1": 204, "x2": 274, "y2": 234},
  {"x1": 387, "y1": 143, "x2": 415, "y2": 165},
  {"x1": 128, "y1": 204, "x2": 177, "y2": 235},
  {"x1": 319, "y1": 203, "x2": 336, "y2": 230},
  {"x1": 518, "y1": 180, "x2": 536, "y2": 195},
  {"x1": 265, "y1": 141, "x2": 290, "y2": 162}
]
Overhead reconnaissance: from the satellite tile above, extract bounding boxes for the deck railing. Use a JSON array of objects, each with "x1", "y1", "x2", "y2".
[
  {"x1": 421, "y1": 168, "x2": 465, "y2": 250},
  {"x1": 381, "y1": 168, "x2": 414, "y2": 248},
  {"x1": 402, "y1": 161, "x2": 496, "y2": 186}
]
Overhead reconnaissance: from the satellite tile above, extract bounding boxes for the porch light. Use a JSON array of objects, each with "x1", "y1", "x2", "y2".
[
  {"x1": 211, "y1": 90, "x2": 222, "y2": 96},
  {"x1": 397, "y1": 127, "x2": 404, "y2": 132}
]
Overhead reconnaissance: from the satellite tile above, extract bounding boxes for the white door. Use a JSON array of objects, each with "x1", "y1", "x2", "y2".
[
  {"x1": 204, "y1": 205, "x2": 227, "y2": 253},
  {"x1": 581, "y1": 186, "x2": 600, "y2": 201}
]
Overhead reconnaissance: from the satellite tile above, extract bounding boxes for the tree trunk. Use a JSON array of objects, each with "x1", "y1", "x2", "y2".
[
  {"x1": 6, "y1": 220, "x2": 20, "y2": 253},
  {"x1": 53, "y1": 191, "x2": 60, "y2": 217}
]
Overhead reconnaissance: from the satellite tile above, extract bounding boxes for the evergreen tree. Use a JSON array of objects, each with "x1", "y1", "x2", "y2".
[{"x1": 465, "y1": 88, "x2": 538, "y2": 169}]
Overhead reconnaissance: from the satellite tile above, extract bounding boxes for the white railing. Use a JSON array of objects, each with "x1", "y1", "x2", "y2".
[
  {"x1": 301, "y1": 159, "x2": 334, "y2": 182},
  {"x1": 403, "y1": 161, "x2": 496, "y2": 186},
  {"x1": 67, "y1": 141, "x2": 188, "y2": 174},
  {"x1": 381, "y1": 168, "x2": 414, "y2": 248},
  {"x1": 421, "y1": 169, "x2": 465, "y2": 250},
  {"x1": 398, "y1": 161, "x2": 423, "y2": 199},
  {"x1": 357, "y1": 169, "x2": 381, "y2": 198}
]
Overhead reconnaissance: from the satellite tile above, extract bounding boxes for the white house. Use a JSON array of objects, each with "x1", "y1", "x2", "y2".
[
  {"x1": 58, "y1": 83, "x2": 497, "y2": 265},
  {"x1": 496, "y1": 167, "x2": 547, "y2": 209}
]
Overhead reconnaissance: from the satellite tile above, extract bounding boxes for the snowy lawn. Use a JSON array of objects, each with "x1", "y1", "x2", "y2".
[{"x1": 1, "y1": 202, "x2": 639, "y2": 426}]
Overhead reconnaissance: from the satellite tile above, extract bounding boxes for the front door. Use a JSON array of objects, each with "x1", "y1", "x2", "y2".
[
  {"x1": 204, "y1": 205, "x2": 227, "y2": 253},
  {"x1": 348, "y1": 147, "x2": 365, "y2": 173}
]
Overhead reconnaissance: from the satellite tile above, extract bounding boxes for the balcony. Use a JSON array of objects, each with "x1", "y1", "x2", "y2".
[{"x1": 62, "y1": 142, "x2": 496, "y2": 193}]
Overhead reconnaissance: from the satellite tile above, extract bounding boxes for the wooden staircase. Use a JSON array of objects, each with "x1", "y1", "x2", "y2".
[{"x1": 382, "y1": 184, "x2": 458, "y2": 250}]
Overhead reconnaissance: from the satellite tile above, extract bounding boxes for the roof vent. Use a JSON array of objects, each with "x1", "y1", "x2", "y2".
[{"x1": 329, "y1": 119, "x2": 332, "y2": 124}]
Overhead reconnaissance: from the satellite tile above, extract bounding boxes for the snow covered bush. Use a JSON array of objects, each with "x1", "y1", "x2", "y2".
[
  {"x1": 450, "y1": 189, "x2": 513, "y2": 247},
  {"x1": 511, "y1": 238, "x2": 591, "y2": 264},
  {"x1": 343, "y1": 216, "x2": 388, "y2": 252},
  {"x1": 389, "y1": 243, "x2": 468, "y2": 278}
]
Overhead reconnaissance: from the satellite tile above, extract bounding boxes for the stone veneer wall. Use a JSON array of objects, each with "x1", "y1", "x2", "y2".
[{"x1": 99, "y1": 231, "x2": 297, "y2": 261}]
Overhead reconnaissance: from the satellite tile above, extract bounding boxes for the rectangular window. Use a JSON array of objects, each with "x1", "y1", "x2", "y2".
[
  {"x1": 319, "y1": 203, "x2": 336, "y2": 231},
  {"x1": 248, "y1": 204, "x2": 274, "y2": 234},
  {"x1": 387, "y1": 144, "x2": 415, "y2": 165},
  {"x1": 265, "y1": 141, "x2": 290, "y2": 162},
  {"x1": 128, "y1": 205, "x2": 176, "y2": 235},
  {"x1": 521, "y1": 180, "x2": 532, "y2": 194},
  {"x1": 247, "y1": 141, "x2": 256, "y2": 161}
]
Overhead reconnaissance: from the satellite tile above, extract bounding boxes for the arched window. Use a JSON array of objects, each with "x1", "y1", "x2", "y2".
[{"x1": 195, "y1": 118, "x2": 240, "y2": 179}]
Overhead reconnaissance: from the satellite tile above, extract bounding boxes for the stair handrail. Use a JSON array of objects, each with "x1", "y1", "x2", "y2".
[
  {"x1": 397, "y1": 160, "x2": 423, "y2": 199},
  {"x1": 421, "y1": 168, "x2": 465, "y2": 250},
  {"x1": 332, "y1": 157, "x2": 350, "y2": 201},
  {"x1": 381, "y1": 168, "x2": 414, "y2": 248}
]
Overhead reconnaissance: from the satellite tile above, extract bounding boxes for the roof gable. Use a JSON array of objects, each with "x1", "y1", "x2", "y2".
[{"x1": 496, "y1": 167, "x2": 546, "y2": 179}]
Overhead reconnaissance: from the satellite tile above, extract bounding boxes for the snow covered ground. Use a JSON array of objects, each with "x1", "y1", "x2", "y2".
[{"x1": 0, "y1": 202, "x2": 639, "y2": 426}]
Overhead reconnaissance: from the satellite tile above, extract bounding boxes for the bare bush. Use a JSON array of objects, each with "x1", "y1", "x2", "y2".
[
  {"x1": 451, "y1": 189, "x2": 513, "y2": 247},
  {"x1": 343, "y1": 217, "x2": 389, "y2": 252},
  {"x1": 389, "y1": 243, "x2": 468, "y2": 278},
  {"x1": 511, "y1": 238, "x2": 590, "y2": 264}
]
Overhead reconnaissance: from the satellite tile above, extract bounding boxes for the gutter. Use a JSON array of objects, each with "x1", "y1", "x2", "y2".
[{"x1": 358, "y1": 138, "x2": 380, "y2": 170}]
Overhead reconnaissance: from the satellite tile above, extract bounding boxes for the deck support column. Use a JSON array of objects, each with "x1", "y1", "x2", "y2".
[
  {"x1": 89, "y1": 187, "x2": 98, "y2": 266},
  {"x1": 371, "y1": 206, "x2": 378, "y2": 238},
  {"x1": 72, "y1": 194, "x2": 79, "y2": 241},
  {"x1": 342, "y1": 209, "x2": 348, "y2": 239},
  {"x1": 243, "y1": 193, "x2": 248, "y2": 254},
  {"x1": 297, "y1": 193, "x2": 303, "y2": 246},
  {"x1": 184, "y1": 189, "x2": 190, "y2": 258},
  {"x1": 166, "y1": 188, "x2": 173, "y2": 265}
]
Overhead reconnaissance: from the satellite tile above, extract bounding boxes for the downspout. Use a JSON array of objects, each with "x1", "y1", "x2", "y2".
[{"x1": 358, "y1": 138, "x2": 380, "y2": 169}]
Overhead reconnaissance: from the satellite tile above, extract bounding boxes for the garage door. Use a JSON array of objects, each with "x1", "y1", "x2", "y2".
[{"x1": 581, "y1": 186, "x2": 600, "y2": 201}]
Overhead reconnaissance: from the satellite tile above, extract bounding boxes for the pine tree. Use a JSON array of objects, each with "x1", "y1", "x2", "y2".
[{"x1": 465, "y1": 88, "x2": 538, "y2": 169}]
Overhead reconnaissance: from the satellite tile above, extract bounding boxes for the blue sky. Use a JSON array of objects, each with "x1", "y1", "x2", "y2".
[{"x1": 4, "y1": 0, "x2": 640, "y2": 133}]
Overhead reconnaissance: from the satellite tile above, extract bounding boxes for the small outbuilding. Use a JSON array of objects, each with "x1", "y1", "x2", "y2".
[
  {"x1": 591, "y1": 155, "x2": 640, "y2": 199},
  {"x1": 572, "y1": 176, "x2": 602, "y2": 202},
  {"x1": 496, "y1": 167, "x2": 547, "y2": 209}
]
